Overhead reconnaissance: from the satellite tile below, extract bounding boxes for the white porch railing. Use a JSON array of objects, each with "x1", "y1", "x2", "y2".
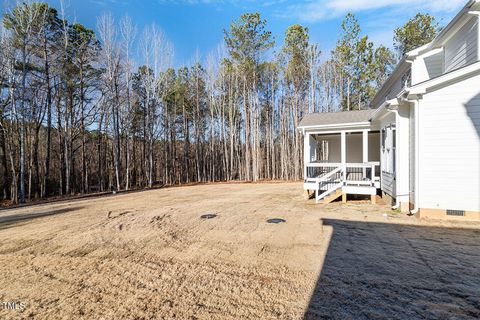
[
  {"x1": 305, "y1": 162, "x2": 380, "y2": 202},
  {"x1": 345, "y1": 162, "x2": 380, "y2": 186}
]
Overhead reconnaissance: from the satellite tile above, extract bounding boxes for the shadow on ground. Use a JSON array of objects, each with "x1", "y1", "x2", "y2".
[
  {"x1": 304, "y1": 219, "x2": 480, "y2": 320},
  {"x1": 0, "y1": 206, "x2": 83, "y2": 230}
]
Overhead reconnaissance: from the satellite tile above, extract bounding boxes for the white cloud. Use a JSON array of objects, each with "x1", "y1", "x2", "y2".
[
  {"x1": 291, "y1": 0, "x2": 467, "y2": 22},
  {"x1": 157, "y1": 0, "x2": 242, "y2": 4},
  {"x1": 325, "y1": 0, "x2": 465, "y2": 12},
  {"x1": 89, "y1": 0, "x2": 128, "y2": 6}
]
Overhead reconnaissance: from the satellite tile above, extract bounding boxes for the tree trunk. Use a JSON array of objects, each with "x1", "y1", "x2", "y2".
[
  {"x1": 80, "y1": 63, "x2": 87, "y2": 194},
  {"x1": 0, "y1": 119, "x2": 10, "y2": 200},
  {"x1": 19, "y1": 43, "x2": 27, "y2": 203},
  {"x1": 113, "y1": 77, "x2": 122, "y2": 191}
]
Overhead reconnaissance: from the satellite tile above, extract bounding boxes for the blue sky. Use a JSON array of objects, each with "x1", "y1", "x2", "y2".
[{"x1": 3, "y1": 0, "x2": 468, "y2": 66}]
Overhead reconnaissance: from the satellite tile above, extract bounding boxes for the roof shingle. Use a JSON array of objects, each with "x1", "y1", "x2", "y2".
[{"x1": 298, "y1": 109, "x2": 375, "y2": 128}]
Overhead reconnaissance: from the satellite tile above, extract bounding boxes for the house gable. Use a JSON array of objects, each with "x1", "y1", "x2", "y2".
[{"x1": 372, "y1": 0, "x2": 480, "y2": 109}]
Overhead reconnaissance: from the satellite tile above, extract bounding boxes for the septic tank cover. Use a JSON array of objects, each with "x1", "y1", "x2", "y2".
[
  {"x1": 201, "y1": 213, "x2": 217, "y2": 219},
  {"x1": 267, "y1": 218, "x2": 286, "y2": 224}
]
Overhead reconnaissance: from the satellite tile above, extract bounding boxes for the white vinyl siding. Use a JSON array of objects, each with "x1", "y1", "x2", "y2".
[
  {"x1": 418, "y1": 74, "x2": 480, "y2": 212},
  {"x1": 412, "y1": 50, "x2": 444, "y2": 84},
  {"x1": 444, "y1": 17, "x2": 479, "y2": 73},
  {"x1": 424, "y1": 51, "x2": 444, "y2": 79},
  {"x1": 382, "y1": 172, "x2": 395, "y2": 196}
]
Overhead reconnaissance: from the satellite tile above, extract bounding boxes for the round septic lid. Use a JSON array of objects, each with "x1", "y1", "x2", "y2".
[
  {"x1": 267, "y1": 218, "x2": 286, "y2": 224},
  {"x1": 201, "y1": 213, "x2": 217, "y2": 219}
]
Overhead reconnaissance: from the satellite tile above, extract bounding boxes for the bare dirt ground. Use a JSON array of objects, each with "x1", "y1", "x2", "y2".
[{"x1": 0, "y1": 183, "x2": 479, "y2": 319}]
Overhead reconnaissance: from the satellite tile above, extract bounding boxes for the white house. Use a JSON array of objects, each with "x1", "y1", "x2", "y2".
[{"x1": 299, "y1": 0, "x2": 480, "y2": 220}]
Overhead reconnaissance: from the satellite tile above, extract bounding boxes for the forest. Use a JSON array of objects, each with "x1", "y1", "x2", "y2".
[{"x1": 0, "y1": 2, "x2": 439, "y2": 203}]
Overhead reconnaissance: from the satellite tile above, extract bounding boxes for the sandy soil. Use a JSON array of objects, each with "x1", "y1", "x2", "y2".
[{"x1": 0, "y1": 183, "x2": 479, "y2": 319}]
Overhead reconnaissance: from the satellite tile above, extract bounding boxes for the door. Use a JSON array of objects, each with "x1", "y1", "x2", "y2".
[{"x1": 381, "y1": 124, "x2": 396, "y2": 196}]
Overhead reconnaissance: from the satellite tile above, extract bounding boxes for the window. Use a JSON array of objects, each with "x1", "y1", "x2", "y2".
[
  {"x1": 381, "y1": 125, "x2": 396, "y2": 174},
  {"x1": 381, "y1": 128, "x2": 386, "y2": 150},
  {"x1": 402, "y1": 70, "x2": 412, "y2": 87}
]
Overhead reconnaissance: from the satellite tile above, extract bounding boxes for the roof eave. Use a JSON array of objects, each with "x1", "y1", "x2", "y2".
[
  {"x1": 370, "y1": 58, "x2": 409, "y2": 108},
  {"x1": 370, "y1": 98, "x2": 401, "y2": 121},
  {"x1": 299, "y1": 121, "x2": 372, "y2": 132}
]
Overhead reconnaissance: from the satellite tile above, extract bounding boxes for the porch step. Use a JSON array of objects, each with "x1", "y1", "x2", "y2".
[{"x1": 319, "y1": 188, "x2": 343, "y2": 204}]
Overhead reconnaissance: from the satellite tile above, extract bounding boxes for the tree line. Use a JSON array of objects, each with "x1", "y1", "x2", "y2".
[{"x1": 0, "y1": 2, "x2": 439, "y2": 204}]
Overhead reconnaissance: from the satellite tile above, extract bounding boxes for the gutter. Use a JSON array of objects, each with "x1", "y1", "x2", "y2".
[{"x1": 298, "y1": 121, "x2": 372, "y2": 131}]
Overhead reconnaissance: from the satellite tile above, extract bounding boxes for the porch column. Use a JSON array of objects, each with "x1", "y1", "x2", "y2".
[
  {"x1": 303, "y1": 133, "x2": 309, "y2": 180},
  {"x1": 362, "y1": 130, "x2": 368, "y2": 179},
  {"x1": 341, "y1": 131, "x2": 346, "y2": 182},
  {"x1": 362, "y1": 130, "x2": 368, "y2": 163}
]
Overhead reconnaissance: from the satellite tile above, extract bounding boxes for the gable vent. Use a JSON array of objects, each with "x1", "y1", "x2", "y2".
[{"x1": 446, "y1": 209, "x2": 465, "y2": 217}]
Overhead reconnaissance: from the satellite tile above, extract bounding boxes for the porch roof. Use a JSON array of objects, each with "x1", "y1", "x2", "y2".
[{"x1": 298, "y1": 109, "x2": 376, "y2": 129}]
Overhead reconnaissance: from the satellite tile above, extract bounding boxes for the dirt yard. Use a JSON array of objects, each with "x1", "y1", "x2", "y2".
[{"x1": 0, "y1": 183, "x2": 479, "y2": 319}]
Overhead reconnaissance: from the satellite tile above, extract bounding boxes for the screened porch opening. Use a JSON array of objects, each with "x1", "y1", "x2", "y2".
[{"x1": 305, "y1": 131, "x2": 381, "y2": 196}]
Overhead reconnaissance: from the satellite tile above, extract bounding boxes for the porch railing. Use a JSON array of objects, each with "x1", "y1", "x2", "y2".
[
  {"x1": 305, "y1": 162, "x2": 380, "y2": 202},
  {"x1": 306, "y1": 164, "x2": 343, "y2": 183},
  {"x1": 306, "y1": 162, "x2": 379, "y2": 181},
  {"x1": 345, "y1": 162, "x2": 380, "y2": 186}
]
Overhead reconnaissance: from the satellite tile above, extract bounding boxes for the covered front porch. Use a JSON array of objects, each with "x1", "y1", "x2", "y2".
[{"x1": 304, "y1": 129, "x2": 381, "y2": 203}]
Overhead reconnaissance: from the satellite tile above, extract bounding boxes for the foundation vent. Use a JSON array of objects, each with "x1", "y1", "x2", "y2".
[{"x1": 446, "y1": 209, "x2": 465, "y2": 217}]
